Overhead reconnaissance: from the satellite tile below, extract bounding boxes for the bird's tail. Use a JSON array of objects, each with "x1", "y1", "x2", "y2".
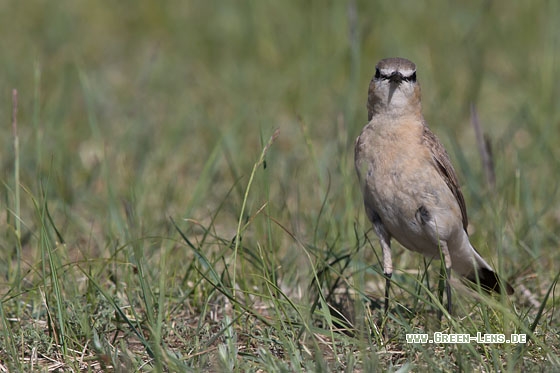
[{"x1": 466, "y1": 267, "x2": 514, "y2": 295}]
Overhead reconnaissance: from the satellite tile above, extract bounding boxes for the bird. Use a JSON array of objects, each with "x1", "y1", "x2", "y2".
[{"x1": 354, "y1": 57, "x2": 514, "y2": 316}]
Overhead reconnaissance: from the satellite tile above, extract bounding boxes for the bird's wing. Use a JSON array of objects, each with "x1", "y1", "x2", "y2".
[{"x1": 422, "y1": 125, "x2": 469, "y2": 231}]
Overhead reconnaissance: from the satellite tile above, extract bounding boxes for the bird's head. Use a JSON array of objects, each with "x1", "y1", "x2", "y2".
[{"x1": 367, "y1": 57, "x2": 422, "y2": 120}]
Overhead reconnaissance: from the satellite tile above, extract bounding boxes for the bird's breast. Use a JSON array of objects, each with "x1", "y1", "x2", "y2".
[{"x1": 356, "y1": 117, "x2": 462, "y2": 250}]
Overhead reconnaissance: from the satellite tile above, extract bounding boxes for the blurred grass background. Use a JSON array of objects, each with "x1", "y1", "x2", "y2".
[{"x1": 1, "y1": 0, "x2": 559, "y2": 371}]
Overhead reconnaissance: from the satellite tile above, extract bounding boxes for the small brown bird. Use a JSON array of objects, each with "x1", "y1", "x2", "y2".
[{"x1": 354, "y1": 57, "x2": 513, "y2": 315}]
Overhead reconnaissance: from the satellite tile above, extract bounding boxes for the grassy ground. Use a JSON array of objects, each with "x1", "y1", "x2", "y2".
[{"x1": 1, "y1": 0, "x2": 559, "y2": 371}]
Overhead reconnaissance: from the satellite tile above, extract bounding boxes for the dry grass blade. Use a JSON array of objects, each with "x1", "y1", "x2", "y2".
[{"x1": 470, "y1": 103, "x2": 496, "y2": 190}]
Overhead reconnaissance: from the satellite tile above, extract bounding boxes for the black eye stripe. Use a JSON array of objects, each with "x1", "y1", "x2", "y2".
[
  {"x1": 402, "y1": 72, "x2": 416, "y2": 82},
  {"x1": 376, "y1": 71, "x2": 416, "y2": 82}
]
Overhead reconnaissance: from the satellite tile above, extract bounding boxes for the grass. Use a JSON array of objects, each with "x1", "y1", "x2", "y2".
[{"x1": 1, "y1": 0, "x2": 560, "y2": 371}]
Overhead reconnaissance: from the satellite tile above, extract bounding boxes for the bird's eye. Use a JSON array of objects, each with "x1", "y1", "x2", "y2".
[
  {"x1": 375, "y1": 68, "x2": 380, "y2": 79},
  {"x1": 403, "y1": 72, "x2": 417, "y2": 82}
]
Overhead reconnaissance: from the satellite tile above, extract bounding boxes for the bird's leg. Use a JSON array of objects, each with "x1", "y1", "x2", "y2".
[
  {"x1": 384, "y1": 273, "x2": 392, "y2": 315},
  {"x1": 379, "y1": 236, "x2": 392, "y2": 337},
  {"x1": 382, "y1": 242, "x2": 393, "y2": 316},
  {"x1": 368, "y1": 211, "x2": 392, "y2": 332},
  {"x1": 437, "y1": 241, "x2": 453, "y2": 320},
  {"x1": 369, "y1": 211, "x2": 393, "y2": 313},
  {"x1": 437, "y1": 264, "x2": 445, "y2": 320}
]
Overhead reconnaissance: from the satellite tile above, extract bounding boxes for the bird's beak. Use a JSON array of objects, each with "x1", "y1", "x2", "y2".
[
  {"x1": 386, "y1": 71, "x2": 403, "y2": 103},
  {"x1": 388, "y1": 71, "x2": 403, "y2": 84}
]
